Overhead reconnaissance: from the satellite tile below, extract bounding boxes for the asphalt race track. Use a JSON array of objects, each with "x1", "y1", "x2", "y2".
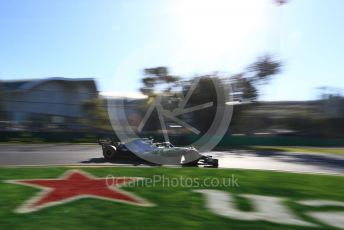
[{"x1": 0, "y1": 144, "x2": 343, "y2": 175}]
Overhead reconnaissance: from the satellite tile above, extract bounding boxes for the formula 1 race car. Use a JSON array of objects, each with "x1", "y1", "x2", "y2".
[{"x1": 98, "y1": 137, "x2": 218, "y2": 167}]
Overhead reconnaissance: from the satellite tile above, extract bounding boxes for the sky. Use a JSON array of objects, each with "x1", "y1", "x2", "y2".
[{"x1": 0, "y1": 0, "x2": 343, "y2": 101}]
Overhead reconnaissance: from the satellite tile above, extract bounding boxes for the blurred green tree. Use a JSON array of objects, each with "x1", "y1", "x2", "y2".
[
  {"x1": 80, "y1": 98, "x2": 112, "y2": 131},
  {"x1": 140, "y1": 67, "x2": 180, "y2": 97},
  {"x1": 0, "y1": 80, "x2": 8, "y2": 120},
  {"x1": 234, "y1": 54, "x2": 282, "y2": 101}
]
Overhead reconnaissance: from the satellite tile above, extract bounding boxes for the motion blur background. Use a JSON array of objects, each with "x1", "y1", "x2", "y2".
[{"x1": 0, "y1": 0, "x2": 343, "y2": 147}]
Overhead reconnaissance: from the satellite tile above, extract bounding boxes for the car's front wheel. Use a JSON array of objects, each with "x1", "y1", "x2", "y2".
[{"x1": 103, "y1": 146, "x2": 117, "y2": 160}]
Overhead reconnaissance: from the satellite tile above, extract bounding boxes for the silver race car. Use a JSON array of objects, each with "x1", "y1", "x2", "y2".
[{"x1": 98, "y1": 137, "x2": 218, "y2": 167}]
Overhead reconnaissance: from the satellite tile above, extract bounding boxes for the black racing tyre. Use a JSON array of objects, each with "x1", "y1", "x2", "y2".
[
  {"x1": 103, "y1": 146, "x2": 117, "y2": 160},
  {"x1": 212, "y1": 159, "x2": 219, "y2": 167},
  {"x1": 204, "y1": 158, "x2": 218, "y2": 167}
]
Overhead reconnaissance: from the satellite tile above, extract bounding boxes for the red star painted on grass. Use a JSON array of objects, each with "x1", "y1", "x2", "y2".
[{"x1": 6, "y1": 170, "x2": 153, "y2": 213}]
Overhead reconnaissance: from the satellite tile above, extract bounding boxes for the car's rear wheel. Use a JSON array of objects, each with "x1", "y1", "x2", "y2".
[{"x1": 103, "y1": 146, "x2": 117, "y2": 160}]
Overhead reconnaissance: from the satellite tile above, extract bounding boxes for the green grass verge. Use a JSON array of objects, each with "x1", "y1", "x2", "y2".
[{"x1": 0, "y1": 167, "x2": 343, "y2": 229}]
